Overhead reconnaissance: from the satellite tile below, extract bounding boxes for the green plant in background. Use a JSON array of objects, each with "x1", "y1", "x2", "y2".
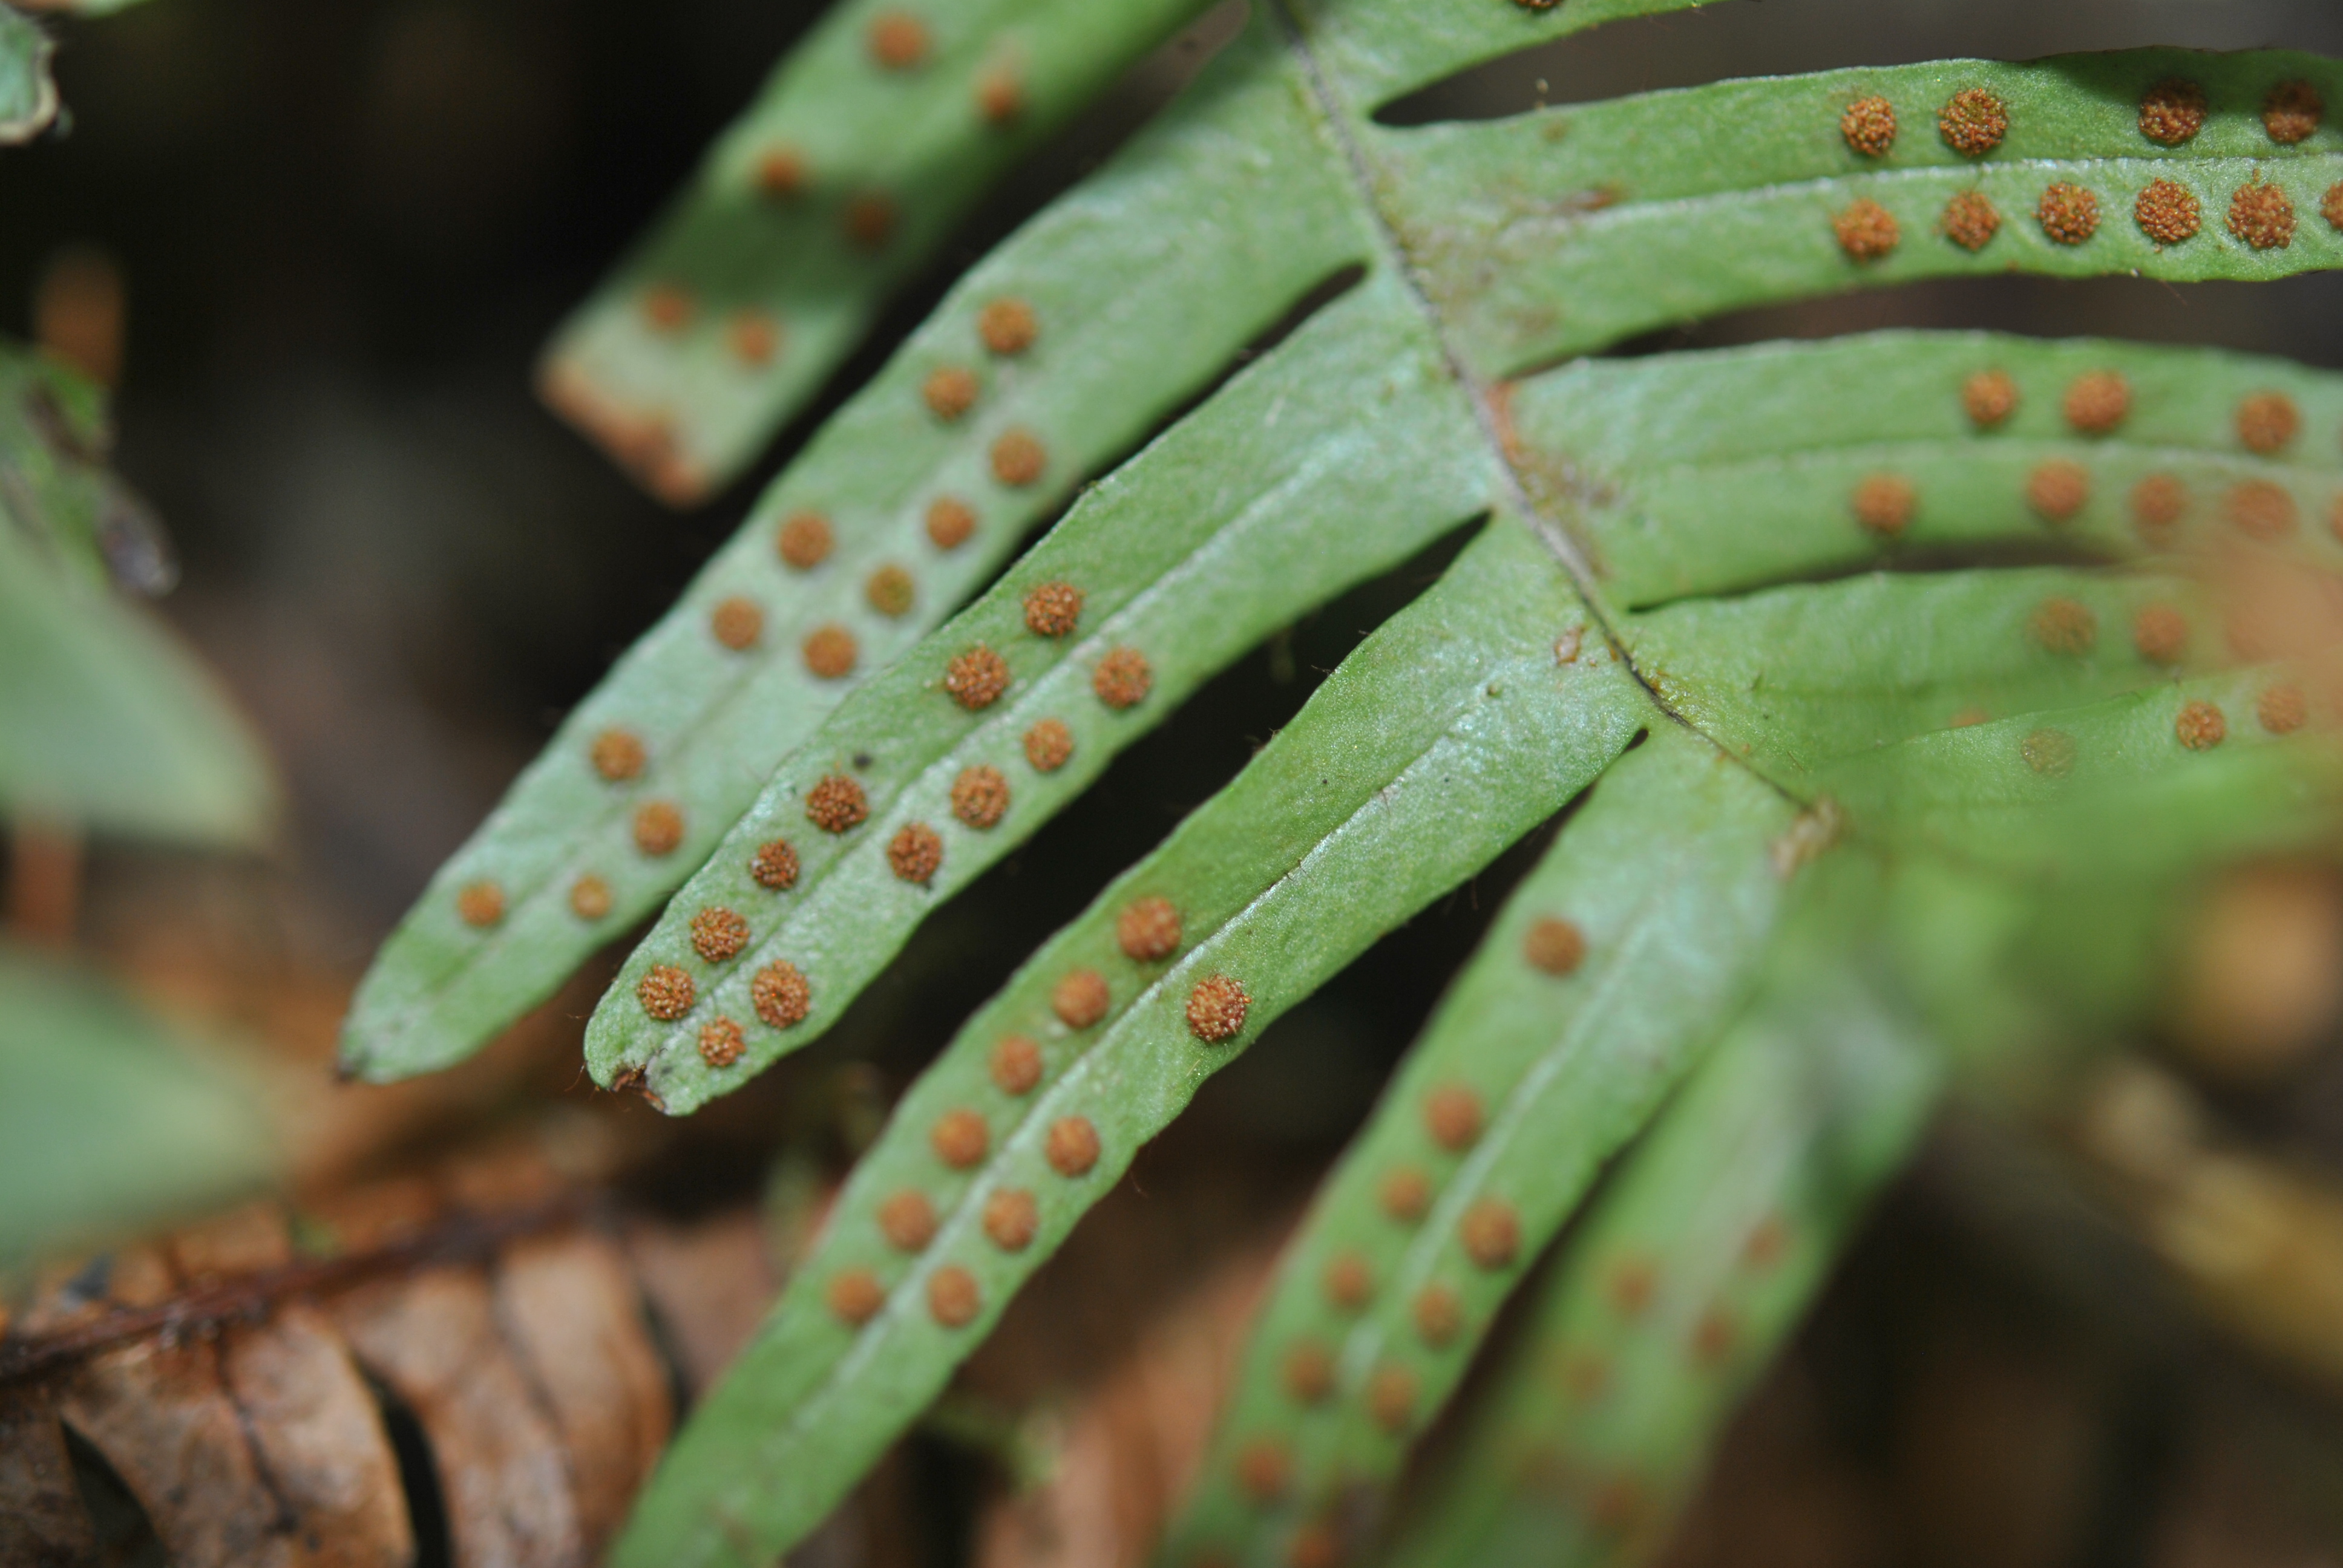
[
  {"x1": 1, "y1": 0, "x2": 278, "y2": 1267},
  {"x1": 340, "y1": 0, "x2": 2343, "y2": 1561}
]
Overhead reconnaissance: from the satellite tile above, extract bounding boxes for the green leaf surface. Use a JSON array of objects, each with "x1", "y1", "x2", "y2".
[
  {"x1": 1384, "y1": 909, "x2": 1939, "y2": 1568},
  {"x1": 586, "y1": 273, "x2": 1495, "y2": 1111},
  {"x1": 1164, "y1": 725, "x2": 1794, "y2": 1566},
  {"x1": 608, "y1": 517, "x2": 1649, "y2": 1568},
  {"x1": 340, "y1": 13, "x2": 1366, "y2": 1082},
  {"x1": 1292, "y1": 0, "x2": 1725, "y2": 111},
  {"x1": 1511, "y1": 329, "x2": 2343, "y2": 607},
  {"x1": 0, "y1": 947, "x2": 275, "y2": 1264},
  {"x1": 539, "y1": 0, "x2": 1214, "y2": 500},
  {"x1": 0, "y1": 4, "x2": 56, "y2": 145},
  {"x1": 1379, "y1": 53, "x2": 2343, "y2": 379}
]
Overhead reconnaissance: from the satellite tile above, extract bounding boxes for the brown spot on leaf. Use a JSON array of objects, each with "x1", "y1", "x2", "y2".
[
  {"x1": 1962, "y1": 368, "x2": 2019, "y2": 428},
  {"x1": 1093, "y1": 647, "x2": 1152, "y2": 709},
  {"x1": 756, "y1": 146, "x2": 807, "y2": 201},
  {"x1": 2261, "y1": 684, "x2": 2309, "y2": 734},
  {"x1": 1940, "y1": 191, "x2": 2001, "y2": 251},
  {"x1": 1322, "y1": 1252, "x2": 1373, "y2": 1311},
  {"x1": 1424, "y1": 1084, "x2": 1483, "y2": 1151},
  {"x1": 1052, "y1": 968, "x2": 1110, "y2": 1028},
  {"x1": 802, "y1": 624, "x2": 858, "y2": 679},
  {"x1": 827, "y1": 1269, "x2": 884, "y2": 1325},
  {"x1": 1366, "y1": 1365, "x2": 1418, "y2": 1433},
  {"x1": 805, "y1": 774, "x2": 868, "y2": 833},
  {"x1": 1414, "y1": 1284, "x2": 1463, "y2": 1347},
  {"x1": 591, "y1": 727, "x2": 646, "y2": 782},
  {"x1": 2027, "y1": 460, "x2": 2091, "y2": 523},
  {"x1": 1693, "y1": 1308, "x2": 1738, "y2": 1365},
  {"x1": 1852, "y1": 474, "x2": 1916, "y2": 537},
  {"x1": 2132, "y1": 473, "x2": 2189, "y2": 541},
  {"x1": 2031, "y1": 596, "x2": 2099, "y2": 655},
  {"x1": 2134, "y1": 604, "x2": 2189, "y2": 665},
  {"x1": 977, "y1": 68, "x2": 1024, "y2": 126},
  {"x1": 633, "y1": 800, "x2": 685, "y2": 857},
  {"x1": 1045, "y1": 1116, "x2": 1099, "y2": 1177},
  {"x1": 1832, "y1": 198, "x2": 1899, "y2": 261},
  {"x1": 842, "y1": 192, "x2": 897, "y2": 250},
  {"x1": 751, "y1": 838, "x2": 800, "y2": 890},
  {"x1": 951, "y1": 765, "x2": 1010, "y2": 829},
  {"x1": 867, "y1": 11, "x2": 929, "y2": 70},
  {"x1": 1380, "y1": 1166, "x2": 1432, "y2": 1223},
  {"x1": 865, "y1": 564, "x2": 916, "y2": 618},
  {"x1": 923, "y1": 365, "x2": 978, "y2": 422},
  {"x1": 888, "y1": 822, "x2": 943, "y2": 884},
  {"x1": 978, "y1": 298, "x2": 1038, "y2": 355},
  {"x1": 1609, "y1": 1258, "x2": 1658, "y2": 1317},
  {"x1": 946, "y1": 644, "x2": 1011, "y2": 709},
  {"x1": 1023, "y1": 580, "x2": 1084, "y2": 637},
  {"x1": 2326, "y1": 182, "x2": 2343, "y2": 232},
  {"x1": 2230, "y1": 181, "x2": 2298, "y2": 249},
  {"x1": 879, "y1": 1190, "x2": 937, "y2": 1252},
  {"x1": 638, "y1": 964, "x2": 695, "y2": 1021},
  {"x1": 2135, "y1": 179, "x2": 2201, "y2": 244},
  {"x1": 1460, "y1": 1199, "x2": 1521, "y2": 1270},
  {"x1": 2177, "y1": 699, "x2": 2228, "y2": 750},
  {"x1": 1024, "y1": 717, "x2": 1074, "y2": 771},
  {"x1": 983, "y1": 1188, "x2": 1038, "y2": 1252},
  {"x1": 2238, "y1": 392, "x2": 2301, "y2": 454},
  {"x1": 2023, "y1": 727, "x2": 2079, "y2": 777},
  {"x1": 928, "y1": 1266, "x2": 980, "y2": 1328},
  {"x1": 727, "y1": 311, "x2": 781, "y2": 368},
  {"x1": 1841, "y1": 96, "x2": 1896, "y2": 156},
  {"x1": 1282, "y1": 1341, "x2": 1335, "y2": 1405},
  {"x1": 710, "y1": 595, "x2": 763, "y2": 650},
  {"x1": 1186, "y1": 975, "x2": 1249, "y2": 1043},
  {"x1": 1118, "y1": 897, "x2": 1181, "y2": 962},
  {"x1": 931, "y1": 1108, "x2": 988, "y2": 1168},
  {"x1": 991, "y1": 1036, "x2": 1043, "y2": 1095},
  {"x1": 2063, "y1": 371, "x2": 2131, "y2": 434},
  {"x1": 991, "y1": 428, "x2": 1046, "y2": 486},
  {"x1": 1939, "y1": 88, "x2": 2008, "y2": 155},
  {"x1": 456, "y1": 881, "x2": 504, "y2": 928},
  {"x1": 690, "y1": 906, "x2": 750, "y2": 963},
  {"x1": 2140, "y1": 79, "x2": 2207, "y2": 145},
  {"x1": 2226, "y1": 480, "x2": 2299, "y2": 541},
  {"x1": 1235, "y1": 1440, "x2": 1290, "y2": 1503},
  {"x1": 926, "y1": 495, "x2": 977, "y2": 550},
  {"x1": 698, "y1": 1017, "x2": 745, "y2": 1068},
  {"x1": 776, "y1": 511, "x2": 833, "y2": 569},
  {"x1": 1522, "y1": 916, "x2": 1588, "y2": 975},
  {"x1": 2264, "y1": 79, "x2": 2324, "y2": 143},
  {"x1": 569, "y1": 875, "x2": 612, "y2": 920},
  {"x1": 2038, "y1": 183, "x2": 2101, "y2": 245},
  {"x1": 752, "y1": 961, "x2": 811, "y2": 1029},
  {"x1": 640, "y1": 284, "x2": 692, "y2": 334}
]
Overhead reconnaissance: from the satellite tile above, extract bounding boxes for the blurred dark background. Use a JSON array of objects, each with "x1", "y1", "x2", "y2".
[{"x1": 14, "y1": 2, "x2": 2343, "y2": 1563}]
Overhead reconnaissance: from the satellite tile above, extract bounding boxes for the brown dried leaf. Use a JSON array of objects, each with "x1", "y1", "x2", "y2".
[{"x1": 0, "y1": 1384, "x2": 97, "y2": 1567}]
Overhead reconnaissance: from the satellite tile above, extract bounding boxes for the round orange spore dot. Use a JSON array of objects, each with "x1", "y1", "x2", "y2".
[
  {"x1": 753, "y1": 961, "x2": 811, "y2": 1029},
  {"x1": 865, "y1": 564, "x2": 916, "y2": 619},
  {"x1": 925, "y1": 495, "x2": 977, "y2": 550},
  {"x1": 2226, "y1": 480, "x2": 2300, "y2": 542},
  {"x1": 2176, "y1": 699, "x2": 2228, "y2": 750},
  {"x1": 1117, "y1": 897, "x2": 1181, "y2": 962},
  {"x1": 1093, "y1": 647, "x2": 1152, "y2": 710},
  {"x1": 569, "y1": 875, "x2": 612, "y2": 921},
  {"x1": 1051, "y1": 968, "x2": 1110, "y2": 1028},
  {"x1": 591, "y1": 727, "x2": 647, "y2": 782},
  {"x1": 1045, "y1": 1116, "x2": 1100, "y2": 1177},
  {"x1": 2030, "y1": 597, "x2": 2099, "y2": 656},
  {"x1": 945, "y1": 644, "x2": 1011, "y2": 710},
  {"x1": 637, "y1": 964, "x2": 695, "y2": 1022},
  {"x1": 1522, "y1": 916, "x2": 1588, "y2": 976},
  {"x1": 888, "y1": 822, "x2": 943, "y2": 884},
  {"x1": 928, "y1": 1265, "x2": 981, "y2": 1328},
  {"x1": 1424, "y1": 1083, "x2": 1483, "y2": 1152},
  {"x1": 1322, "y1": 1251, "x2": 1373, "y2": 1311},
  {"x1": 640, "y1": 283, "x2": 693, "y2": 334},
  {"x1": 805, "y1": 774, "x2": 869, "y2": 834},
  {"x1": 698, "y1": 1016, "x2": 746, "y2": 1068},
  {"x1": 2037, "y1": 183, "x2": 2101, "y2": 245},
  {"x1": 1851, "y1": 474, "x2": 1915, "y2": 537},
  {"x1": 2264, "y1": 79, "x2": 2324, "y2": 144},
  {"x1": 2237, "y1": 392, "x2": 2302, "y2": 454},
  {"x1": 2140, "y1": 78, "x2": 2207, "y2": 145},
  {"x1": 990, "y1": 428, "x2": 1046, "y2": 487},
  {"x1": 776, "y1": 511, "x2": 834, "y2": 570},
  {"x1": 1282, "y1": 1341, "x2": 1335, "y2": 1405},
  {"x1": 827, "y1": 1269, "x2": 885, "y2": 1326},
  {"x1": 727, "y1": 311, "x2": 781, "y2": 368},
  {"x1": 1743, "y1": 1215, "x2": 1791, "y2": 1270},
  {"x1": 1380, "y1": 1166, "x2": 1432, "y2": 1223},
  {"x1": 1023, "y1": 580, "x2": 1084, "y2": 638},
  {"x1": 1939, "y1": 87, "x2": 2008, "y2": 155},
  {"x1": 1187, "y1": 975, "x2": 1250, "y2": 1044},
  {"x1": 802, "y1": 624, "x2": 859, "y2": 681},
  {"x1": 1414, "y1": 1284, "x2": 1463, "y2": 1348},
  {"x1": 710, "y1": 596, "x2": 764, "y2": 651},
  {"x1": 633, "y1": 800, "x2": 685, "y2": 857},
  {"x1": 2260, "y1": 684, "x2": 2309, "y2": 734},
  {"x1": 1840, "y1": 95, "x2": 1896, "y2": 156},
  {"x1": 1832, "y1": 198, "x2": 1899, "y2": 261},
  {"x1": 690, "y1": 906, "x2": 750, "y2": 963},
  {"x1": 456, "y1": 881, "x2": 505, "y2": 928},
  {"x1": 1024, "y1": 717, "x2": 1075, "y2": 772},
  {"x1": 1693, "y1": 1308, "x2": 1738, "y2": 1366},
  {"x1": 1366, "y1": 1365, "x2": 1418, "y2": 1434},
  {"x1": 756, "y1": 146, "x2": 807, "y2": 201},
  {"x1": 990, "y1": 1035, "x2": 1043, "y2": 1095},
  {"x1": 1939, "y1": 190, "x2": 2001, "y2": 252},
  {"x1": 866, "y1": 10, "x2": 929, "y2": 70},
  {"x1": 2230, "y1": 181, "x2": 2298, "y2": 249},
  {"x1": 1460, "y1": 1199, "x2": 1522, "y2": 1270},
  {"x1": 977, "y1": 67, "x2": 1024, "y2": 126},
  {"x1": 842, "y1": 191, "x2": 896, "y2": 250},
  {"x1": 978, "y1": 298, "x2": 1038, "y2": 356},
  {"x1": 2133, "y1": 604, "x2": 2189, "y2": 665},
  {"x1": 2326, "y1": 181, "x2": 2343, "y2": 232},
  {"x1": 1234, "y1": 1440, "x2": 1291, "y2": 1504},
  {"x1": 982, "y1": 1187, "x2": 1038, "y2": 1252},
  {"x1": 1962, "y1": 368, "x2": 2020, "y2": 428},
  {"x1": 2026, "y1": 460, "x2": 2091, "y2": 524},
  {"x1": 2131, "y1": 474, "x2": 2189, "y2": 541},
  {"x1": 878, "y1": 1189, "x2": 937, "y2": 1252},
  {"x1": 2022, "y1": 727, "x2": 2080, "y2": 778},
  {"x1": 951, "y1": 765, "x2": 1010, "y2": 830},
  {"x1": 922, "y1": 364, "x2": 978, "y2": 422},
  {"x1": 1289, "y1": 1523, "x2": 1342, "y2": 1568},
  {"x1": 2135, "y1": 179, "x2": 2202, "y2": 245},
  {"x1": 1608, "y1": 1257, "x2": 1659, "y2": 1317},
  {"x1": 930, "y1": 1108, "x2": 988, "y2": 1168},
  {"x1": 2063, "y1": 370, "x2": 2131, "y2": 434},
  {"x1": 751, "y1": 838, "x2": 800, "y2": 890}
]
